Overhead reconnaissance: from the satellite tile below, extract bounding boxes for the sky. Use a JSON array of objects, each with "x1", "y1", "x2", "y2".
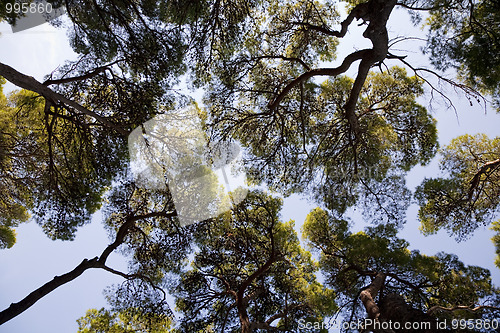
[{"x1": 0, "y1": 6, "x2": 499, "y2": 333}]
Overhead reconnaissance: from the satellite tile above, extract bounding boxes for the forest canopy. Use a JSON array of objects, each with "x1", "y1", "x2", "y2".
[{"x1": 0, "y1": 0, "x2": 499, "y2": 332}]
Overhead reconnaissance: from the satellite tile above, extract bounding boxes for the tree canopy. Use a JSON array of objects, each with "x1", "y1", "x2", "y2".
[
  {"x1": 303, "y1": 208, "x2": 499, "y2": 331},
  {"x1": 416, "y1": 134, "x2": 500, "y2": 240},
  {"x1": 173, "y1": 191, "x2": 336, "y2": 332},
  {"x1": 76, "y1": 307, "x2": 173, "y2": 333},
  {"x1": 0, "y1": 0, "x2": 499, "y2": 331}
]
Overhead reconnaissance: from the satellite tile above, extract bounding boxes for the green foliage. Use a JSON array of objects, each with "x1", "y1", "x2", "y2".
[
  {"x1": 1, "y1": 0, "x2": 206, "y2": 243},
  {"x1": 0, "y1": 77, "x2": 132, "y2": 242},
  {"x1": 60, "y1": 0, "x2": 187, "y2": 82},
  {"x1": 173, "y1": 191, "x2": 337, "y2": 332},
  {"x1": 208, "y1": 64, "x2": 437, "y2": 225},
  {"x1": 0, "y1": 0, "x2": 224, "y2": 242},
  {"x1": 422, "y1": 0, "x2": 500, "y2": 109},
  {"x1": 0, "y1": 78, "x2": 32, "y2": 247},
  {"x1": 103, "y1": 178, "x2": 193, "y2": 277},
  {"x1": 193, "y1": 0, "x2": 339, "y2": 87},
  {"x1": 491, "y1": 220, "x2": 500, "y2": 268},
  {"x1": 416, "y1": 134, "x2": 500, "y2": 240},
  {"x1": 0, "y1": 225, "x2": 16, "y2": 249},
  {"x1": 0, "y1": 77, "x2": 29, "y2": 244},
  {"x1": 77, "y1": 308, "x2": 172, "y2": 333},
  {"x1": 1, "y1": 0, "x2": 499, "y2": 329},
  {"x1": 303, "y1": 207, "x2": 498, "y2": 325}
]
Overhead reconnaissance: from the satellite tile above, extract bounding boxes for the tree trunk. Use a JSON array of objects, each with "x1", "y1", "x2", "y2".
[
  {"x1": 238, "y1": 304, "x2": 253, "y2": 333},
  {"x1": 360, "y1": 272, "x2": 386, "y2": 320},
  {"x1": 379, "y1": 293, "x2": 449, "y2": 332},
  {"x1": 359, "y1": 273, "x2": 397, "y2": 333}
]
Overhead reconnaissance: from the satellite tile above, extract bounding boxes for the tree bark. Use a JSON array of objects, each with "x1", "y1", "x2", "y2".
[
  {"x1": 379, "y1": 293, "x2": 449, "y2": 332},
  {"x1": 359, "y1": 272, "x2": 397, "y2": 333},
  {"x1": 238, "y1": 304, "x2": 253, "y2": 333},
  {"x1": 360, "y1": 272, "x2": 385, "y2": 320}
]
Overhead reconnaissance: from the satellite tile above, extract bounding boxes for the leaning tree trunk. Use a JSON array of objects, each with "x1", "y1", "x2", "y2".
[{"x1": 359, "y1": 272, "x2": 395, "y2": 333}]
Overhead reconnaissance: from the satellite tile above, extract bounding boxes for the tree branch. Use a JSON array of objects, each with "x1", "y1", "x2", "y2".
[
  {"x1": 427, "y1": 304, "x2": 500, "y2": 315},
  {"x1": 388, "y1": 54, "x2": 486, "y2": 113},
  {"x1": 267, "y1": 49, "x2": 368, "y2": 109},
  {"x1": 250, "y1": 55, "x2": 311, "y2": 71},
  {"x1": 269, "y1": 0, "x2": 398, "y2": 142},
  {"x1": 0, "y1": 210, "x2": 176, "y2": 325},
  {"x1": 468, "y1": 159, "x2": 500, "y2": 200},
  {"x1": 237, "y1": 253, "x2": 282, "y2": 301},
  {"x1": 0, "y1": 257, "x2": 100, "y2": 325},
  {"x1": 291, "y1": 0, "x2": 372, "y2": 38},
  {"x1": 0, "y1": 61, "x2": 128, "y2": 136},
  {"x1": 360, "y1": 272, "x2": 386, "y2": 320},
  {"x1": 99, "y1": 210, "x2": 176, "y2": 264},
  {"x1": 42, "y1": 59, "x2": 123, "y2": 86}
]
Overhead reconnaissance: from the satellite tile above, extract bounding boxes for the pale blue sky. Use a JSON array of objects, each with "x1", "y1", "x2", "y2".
[{"x1": 0, "y1": 7, "x2": 499, "y2": 333}]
